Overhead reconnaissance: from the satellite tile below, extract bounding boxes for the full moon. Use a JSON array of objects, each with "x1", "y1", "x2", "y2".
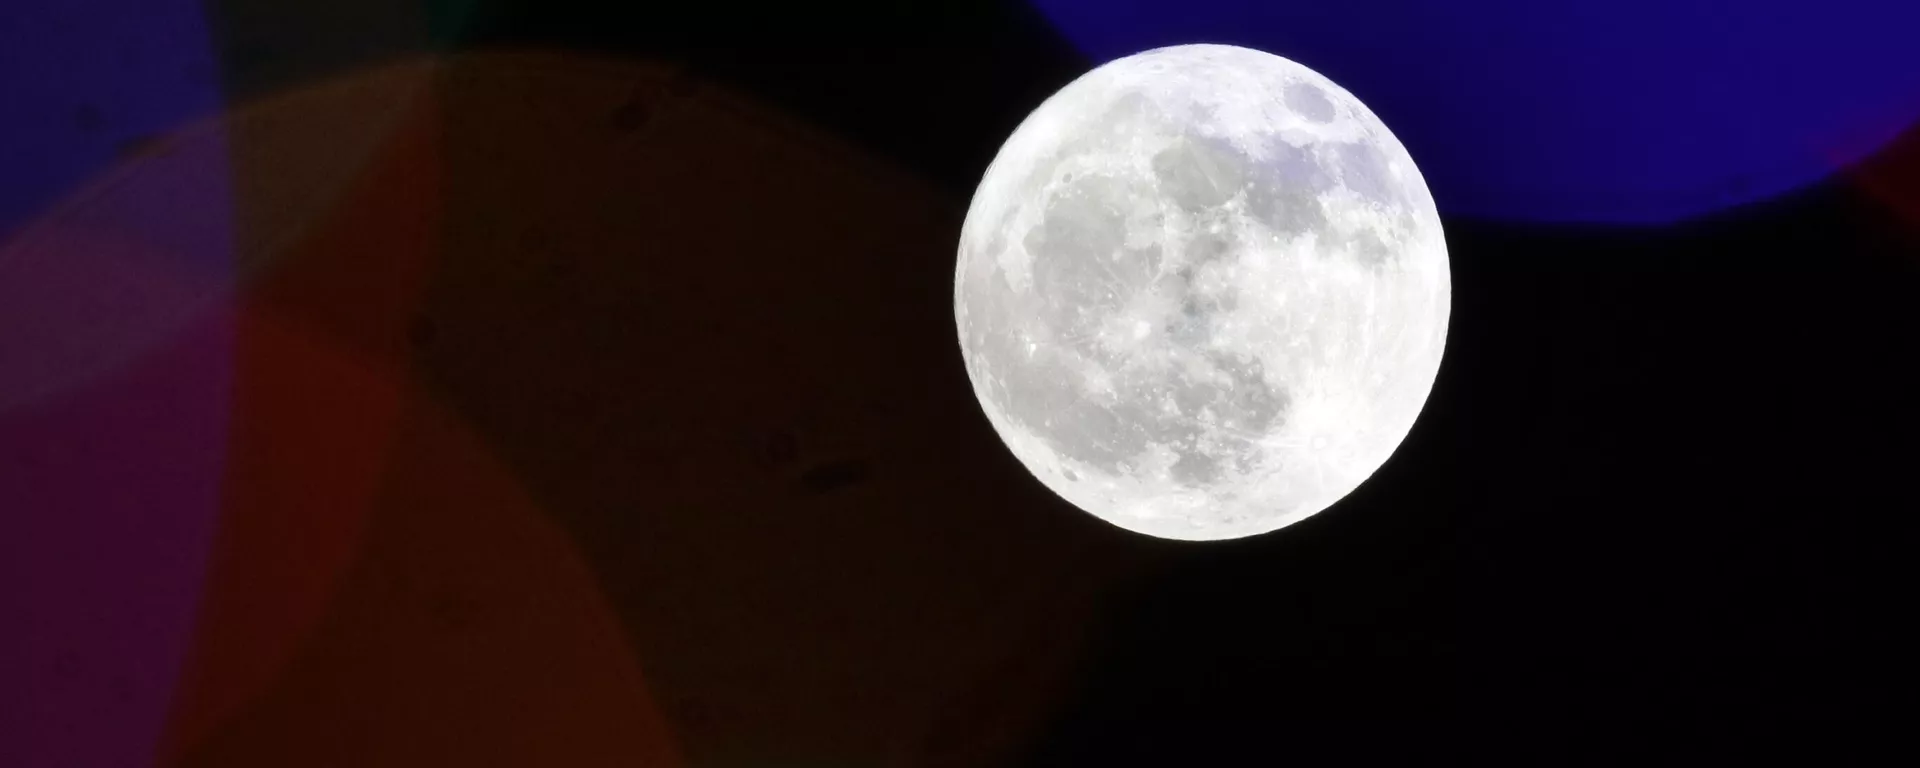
[{"x1": 954, "y1": 44, "x2": 1450, "y2": 541}]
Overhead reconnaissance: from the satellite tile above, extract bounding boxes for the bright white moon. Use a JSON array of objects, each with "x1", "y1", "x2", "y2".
[{"x1": 954, "y1": 44, "x2": 1450, "y2": 541}]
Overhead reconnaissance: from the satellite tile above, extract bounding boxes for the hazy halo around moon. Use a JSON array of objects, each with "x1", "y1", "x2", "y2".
[{"x1": 954, "y1": 43, "x2": 1450, "y2": 541}]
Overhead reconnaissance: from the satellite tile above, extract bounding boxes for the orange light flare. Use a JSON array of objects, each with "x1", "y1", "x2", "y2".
[{"x1": 158, "y1": 58, "x2": 683, "y2": 768}]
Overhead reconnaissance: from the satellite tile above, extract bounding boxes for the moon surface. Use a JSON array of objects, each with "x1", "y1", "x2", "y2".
[{"x1": 953, "y1": 44, "x2": 1450, "y2": 541}]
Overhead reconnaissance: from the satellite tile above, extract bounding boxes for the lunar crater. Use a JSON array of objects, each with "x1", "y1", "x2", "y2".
[{"x1": 1283, "y1": 82, "x2": 1336, "y2": 123}]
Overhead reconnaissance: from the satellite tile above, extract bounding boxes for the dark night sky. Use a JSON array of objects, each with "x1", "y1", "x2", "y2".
[
  {"x1": 6, "y1": 0, "x2": 1917, "y2": 765},
  {"x1": 453, "y1": 2, "x2": 1918, "y2": 759}
]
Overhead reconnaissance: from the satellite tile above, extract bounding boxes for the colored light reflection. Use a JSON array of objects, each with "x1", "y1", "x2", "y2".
[
  {"x1": 4, "y1": 38, "x2": 683, "y2": 762},
  {"x1": 1, "y1": 3, "x2": 232, "y2": 766},
  {"x1": 1028, "y1": 0, "x2": 1920, "y2": 224},
  {"x1": 1839, "y1": 114, "x2": 1920, "y2": 243}
]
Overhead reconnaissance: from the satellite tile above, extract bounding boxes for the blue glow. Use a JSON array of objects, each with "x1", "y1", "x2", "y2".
[
  {"x1": 1029, "y1": 0, "x2": 1920, "y2": 223},
  {"x1": 0, "y1": 0, "x2": 227, "y2": 239}
]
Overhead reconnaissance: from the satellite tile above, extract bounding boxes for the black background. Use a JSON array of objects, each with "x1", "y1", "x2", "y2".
[{"x1": 189, "y1": 0, "x2": 1920, "y2": 762}]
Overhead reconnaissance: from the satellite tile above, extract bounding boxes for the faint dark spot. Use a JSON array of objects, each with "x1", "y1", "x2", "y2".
[
  {"x1": 610, "y1": 92, "x2": 654, "y2": 133},
  {"x1": 1247, "y1": 183, "x2": 1326, "y2": 237},
  {"x1": 52, "y1": 650, "x2": 81, "y2": 680},
  {"x1": 1060, "y1": 402, "x2": 1153, "y2": 475},
  {"x1": 115, "y1": 134, "x2": 165, "y2": 162},
  {"x1": 1102, "y1": 90, "x2": 1156, "y2": 126},
  {"x1": 1165, "y1": 297, "x2": 1211, "y2": 347},
  {"x1": 72, "y1": 104, "x2": 104, "y2": 133},
  {"x1": 1283, "y1": 82, "x2": 1336, "y2": 123},
  {"x1": 1025, "y1": 176, "x2": 1127, "y2": 266},
  {"x1": 1186, "y1": 232, "x2": 1232, "y2": 263},
  {"x1": 1336, "y1": 141, "x2": 1396, "y2": 205},
  {"x1": 982, "y1": 229, "x2": 1008, "y2": 266},
  {"x1": 427, "y1": 590, "x2": 482, "y2": 632},
  {"x1": 1347, "y1": 230, "x2": 1393, "y2": 268},
  {"x1": 1215, "y1": 357, "x2": 1289, "y2": 433},
  {"x1": 1260, "y1": 139, "x2": 1335, "y2": 192},
  {"x1": 1062, "y1": 468, "x2": 1079, "y2": 482},
  {"x1": 1061, "y1": 171, "x2": 1074, "y2": 183},
  {"x1": 1151, "y1": 135, "x2": 1249, "y2": 211},
  {"x1": 1167, "y1": 376, "x2": 1217, "y2": 417},
  {"x1": 799, "y1": 458, "x2": 871, "y2": 494},
  {"x1": 409, "y1": 315, "x2": 437, "y2": 349},
  {"x1": 1231, "y1": 443, "x2": 1267, "y2": 475},
  {"x1": 762, "y1": 428, "x2": 798, "y2": 467},
  {"x1": 1170, "y1": 446, "x2": 1224, "y2": 486}
]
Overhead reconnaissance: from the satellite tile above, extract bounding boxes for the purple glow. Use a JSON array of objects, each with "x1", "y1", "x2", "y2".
[
  {"x1": 0, "y1": 1, "x2": 233, "y2": 766},
  {"x1": 0, "y1": 310, "x2": 233, "y2": 768}
]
